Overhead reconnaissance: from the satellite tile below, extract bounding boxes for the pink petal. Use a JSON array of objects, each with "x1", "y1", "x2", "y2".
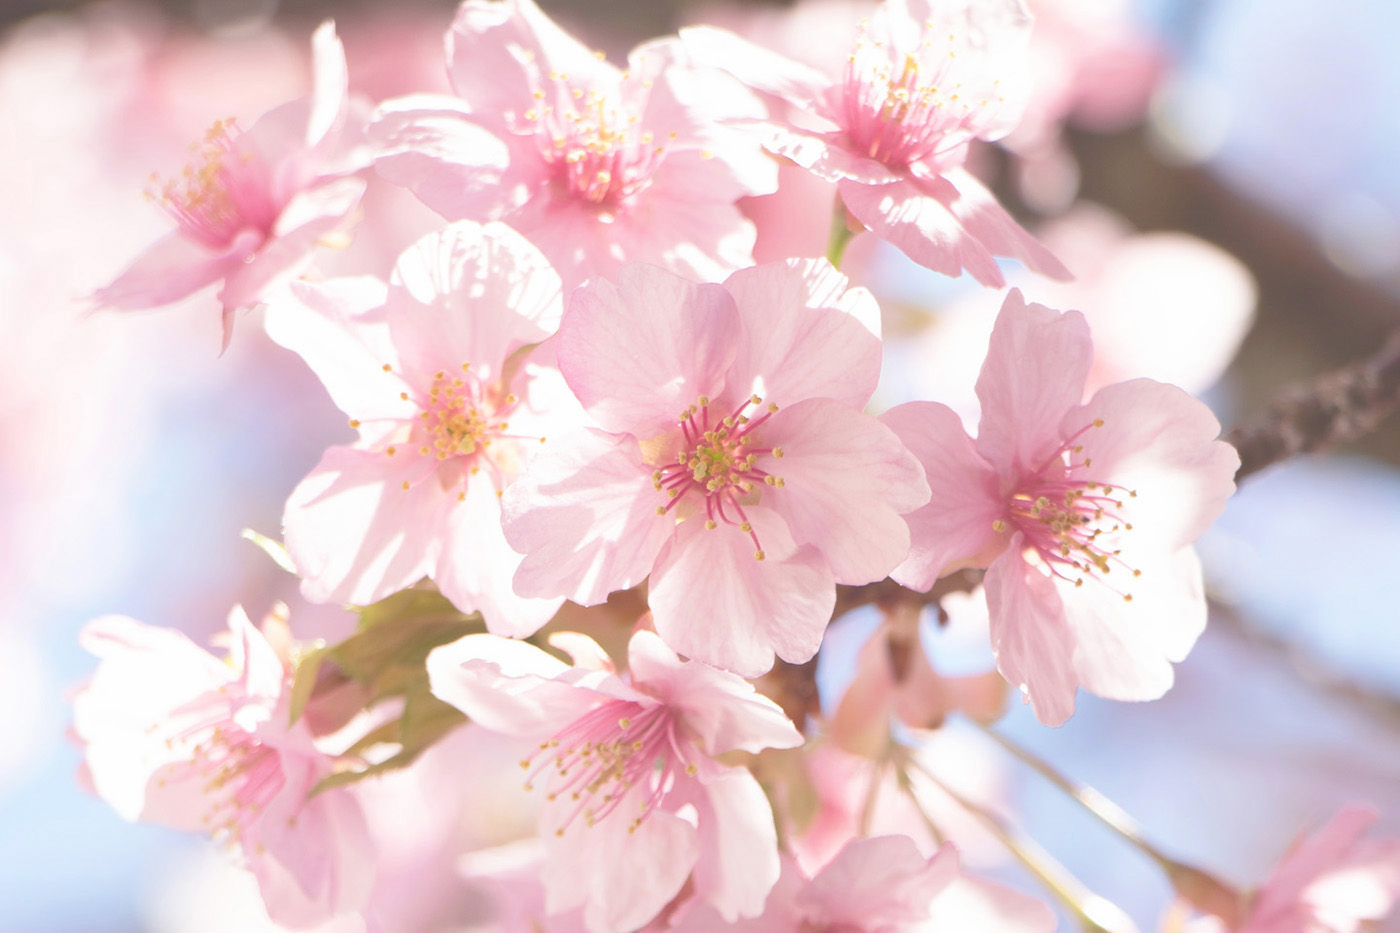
[
  {"x1": 386, "y1": 220, "x2": 563, "y2": 382},
  {"x1": 679, "y1": 25, "x2": 835, "y2": 111},
  {"x1": 92, "y1": 230, "x2": 251, "y2": 311},
  {"x1": 543, "y1": 791, "x2": 698, "y2": 933},
  {"x1": 801, "y1": 836, "x2": 957, "y2": 926},
  {"x1": 769, "y1": 123, "x2": 905, "y2": 185},
  {"x1": 688, "y1": 767, "x2": 784, "y2": 921},
  {"x1": 600, "y1": 153, "x2": 762, "y2": 280},
  {"x1": 435, "y1": 478, "x2": 562, "y2": 638},
  {"x1": 306, "y1": 21, "x2": 349, "y2": 150},
  {"x1": 626, "y1": 631, "x2": 802, "y2": 756},
  {"x1": 546, "y1": 632, "x2": 615, "y2": 673},
  {"x1": 723, "y1": 258, "x2": 882, "y2": 411},
  {"x1": 1061, "y1": 546, "x2": 1206, "y2": 700},
  {"x1": 932, "y1": 168, "x2": 1071, "y2": 280},
  {"x1": 649, "y1": 507, "x2": 835, "y2": 677},
  {"x1": 226, "y1": 605, "x2": 285, "y2": 703},
  {"x1": 1066, "y1": 378, "x2": 1239, "y2": 550},
  {"x1": 245, "y1": 759, "x2": 374, "y2": 927},
  {"x1": 448, "y1": 0, "x2": 612, "y2": 123},
  {"x1": 426, "y1": 633, "x2": 604, "y2": 736},
  {"x1": 974, "y1": 290, "x2": 1093, "y2": 477},
  {"x1": 558, "y1": 264, "x2": 739, "y2": 437},
  {"x1": 761, "y1": 398, "x2": 929, "y2": 585},
  {"x1": 369, "y1": 96, "x2": 521, "y2": 219},
  {"x1": 984, "y1": 542, "x2": 1079, "y2": 726},
  {"x1": 881, "y1": 401, "x2": 1005, "y2": 590},
  {"x1": 502, "y1": 429, "x2": 672, "y2": 605},
  {"x1": 283, "y1": 444, "x2": 447, "y2": 607},
  {"x1": 218, "y1": 176, "x2": 366, "y2": 311},
  {"x1": 263, "y1": 277, "x2": 409, "y2": 428},
  {"x1": 838, "y1": 176, "x2": 1007, "y2": 286}
]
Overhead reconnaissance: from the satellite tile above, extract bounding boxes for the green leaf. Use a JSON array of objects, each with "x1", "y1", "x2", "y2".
[
  {"x1": 240, "y1": 528, "x2": 298, "y2": 575},
  {"x1": 287, "y1": 644, "x2": 330, "y2": 727}
]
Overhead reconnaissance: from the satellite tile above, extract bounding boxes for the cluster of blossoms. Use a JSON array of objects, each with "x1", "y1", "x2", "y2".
[{"x1": 69, "y1": 1, "x2": 1400, "y2": 931}]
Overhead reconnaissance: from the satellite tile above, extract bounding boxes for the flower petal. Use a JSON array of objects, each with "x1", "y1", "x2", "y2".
[
  {"x1": 649, "y1": 507, "x2": 835, "y2": 676},
  {"x1": 263, "y1": 276, "x2": 406, "y2": 427},
  {"x1": 626, "y1": 631, "x2": 802, "y2": 756},
  {"x1": 881, "y1": 401, "x2": 1004, "y2": 589},
  {"x1": 974, "y1": 290, "x2": 1092, "y2": 477},
  {"x1": 503, "y1": 429, "x2": 672, "y2": 605},
  {"x1": 558, "y1": 264, "x2": 739, "y2": 437},
  {"x1": 387, "y1": 220, "x2": 563, "y2": 382},
  {"x1": 984, "y1": 542, "x2": 1079, "y2": 726},
  {"x1": 723, "y1": 258, "x2": 882, "y2": 411},
  {"x1": 762, "y1": 398, "x2": 929, "y2": 584},
  {"x1": 283, "y1": 444, "x2": 446, "y2": 607}
]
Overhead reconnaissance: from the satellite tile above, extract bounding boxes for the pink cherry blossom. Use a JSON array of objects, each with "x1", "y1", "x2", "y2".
[
  {"x1": 370, "y1": 0, "x2": 776, "y2": 292},
  {"x1": 72, "y1": 608, "x2": 372, "y2": 928},
  {"x1": 668, "y1": 834, "x2": 1054, "y2": 932},
  {"x1": 682, "y1": 0, "x2": 1068, "y2": 285},
  {"x1": 827, "y1": 598, "x2": 1007, "y2": 758},
  {"x1": 264, "y1": 220, "x2": 575, "y2": 636},
  {"x1": 501, "y1": 259, "x2": 929, "y2": 675},
  {"x1": 92, "y1": 21, "x2": 367, "y2": 348},
  {"x1": 1182, "y1": 807, "x2": 1400, "y2": 933},
  {"x1": 882, "y1": 289, "x2": 1239, "y2": 725},
  {"x1": 426, "y1": 629, "x2": 804, "y2": 933}
]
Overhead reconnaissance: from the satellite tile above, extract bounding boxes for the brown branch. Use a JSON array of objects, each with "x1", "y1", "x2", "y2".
[{"x1": 1228, "y1": 327, "x2": 1400, "y2": 481}]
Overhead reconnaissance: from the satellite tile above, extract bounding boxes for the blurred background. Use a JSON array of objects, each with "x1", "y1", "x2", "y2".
[{"x1": 1, "y1": 0, "x2": 1399, "y2": 929}]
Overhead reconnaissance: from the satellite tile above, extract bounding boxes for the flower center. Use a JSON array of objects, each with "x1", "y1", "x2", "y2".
[
  {"x1": 153, "y1": 708, "x2": 286, "y2": 848},
  {"x1": 839, "y1": 23, "x2": 1005, "y2": 169},
  {"x1": 368, "y1": 362, "x2": 531, "y2": 498},
  {"x1": 652, "y1": 394, "x2": 785, "y2": 561},
  {"x1": 148, "y1": 119, "x2": 279, "y2": 250},
  {"x1": 522, "y1": 70, "x2": 672, "y2": 211},
  {"x1": 995, "y1": 419, "x2": 1142, "y2": 600},
  {"x1": 520, "y1": 699, "x2": 695, "y2": 835}
]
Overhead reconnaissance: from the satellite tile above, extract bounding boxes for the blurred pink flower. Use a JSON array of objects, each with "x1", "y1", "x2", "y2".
[
  {"x1": 503, "y1": 259, "x2": 928, "y2": 675},
  {"x1": 669, "y1": 834, "x2": 1054, "y2": 931},
  {"x1": 828, "y1": 598, "x2": 1007, "y2": 758},
  {"x1": 1179, "y1": 806, "x2": 1400, "y2": 933},
  {"x1": 265, "y1": 220, "x2": 574, "y2": 636},
  {"x1": 427, "y1": 630, "x2": 803, "y2": 933},
  {"x1": 93, "y1": 22, "x2": 367, "y2": 348},
  {"x1": 896, "y1": 206, "x2": 1256, "y2": 427},
  {"x1": 73, "y1": 608, "x2": 372, "y2": 928},
  {"x1": 683, "y1": 0, "x2": 1067, "y2": 285},
  {"x1": 370, "y1": 0, "x2": 776, "y2": 291},
  {"x1": 883, "y1": 290, "x2": 1238, "y2": 724}
]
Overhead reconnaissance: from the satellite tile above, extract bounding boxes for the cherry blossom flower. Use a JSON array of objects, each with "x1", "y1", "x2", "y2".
[
  {"x1": 72, "y1": 608, "x2": 372, "y2": 928},
  {"x1": 264, "y1": 220, "x2": 574, "y2": 636},
  {"x1": 1177, "y1": 806, "x2": 1400, "y2": 933},
  {"x1": 882, "y1": 289, "x2": 1238, "y2": 725},
  {"x1": 426, "y1": 629, "x2": 804, "y2": 933},
  {"x1": 370, "y1": 0, "x2": 776, "y2": 292},
  {"x1": 667, "y1": 834, "x2": 1054, "y2": 931},
  {"x1": 501, "y1": 259, "x2": 929, "y2": 675},
  {"x1": 683, "y1": 0, "x2": 1067, "y2": 285},
  {"x1": 92, "y1": 22, "x2": 368, "y2": 348}
]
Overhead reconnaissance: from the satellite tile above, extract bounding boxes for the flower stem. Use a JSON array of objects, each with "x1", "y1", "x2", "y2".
[
  {"x1": 902, "y1": 754, "x2": 1137, "y2": 933},
  {"x1": 971, "y1": 721, "x2": 1243, "y2": 921},
  {"x1": 826, "y1": 197, "x2": 856, "y2": 268}
]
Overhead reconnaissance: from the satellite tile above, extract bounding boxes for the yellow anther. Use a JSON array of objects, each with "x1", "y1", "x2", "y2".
[
  {"x1": 386, "y1": 446, "x2": 397, "y2": 456},
  {"x1": 705, "y1": 520, "x2": 717, "y2": 530},
  {"x1": 381, "y1": 363, "x2": 392, "y2": 372},
  {"x1": 754, "y1": 550, "x2": 766, "y2": 561},
  {"x1": 401, "y1": 481, "x2": 410, "y2": 491}
]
